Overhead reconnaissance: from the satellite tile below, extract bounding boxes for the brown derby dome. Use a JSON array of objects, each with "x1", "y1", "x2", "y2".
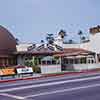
[{"x1": 0, "y1": 25, "x2": 16, "y2": 55}]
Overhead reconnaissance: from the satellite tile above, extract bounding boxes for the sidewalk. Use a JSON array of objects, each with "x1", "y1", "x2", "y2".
[{"x1": 0, "y1": 70, "x2": 100, "y2": 83}]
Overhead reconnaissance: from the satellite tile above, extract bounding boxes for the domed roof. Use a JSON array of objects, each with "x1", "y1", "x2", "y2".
[{"x1": 0, "y1": 25, "x2": 16, "y2": 55}]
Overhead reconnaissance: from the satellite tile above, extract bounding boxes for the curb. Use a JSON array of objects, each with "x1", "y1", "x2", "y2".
[{"x1": 0, "y1": 70, "x2": 100, "y2": 83}]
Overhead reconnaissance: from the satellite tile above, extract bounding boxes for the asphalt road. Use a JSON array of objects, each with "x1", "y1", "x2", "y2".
[{"x1": 0, "y1": 73, "x2": 100, "y2": 100}]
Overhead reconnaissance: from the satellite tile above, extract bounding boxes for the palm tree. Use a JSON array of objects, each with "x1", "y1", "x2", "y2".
[
  {"x1": 81, "y1": 36, "x2": 86, "y2": 42},
  {"x1": 69, "y1": 39, "x2": 73, "y2": 44},
  {"x1": 15, "y1": 38, "x2": 19, "y2": 45},
  {"x1": 78, "y1": 30, "x2": 83, "y2": 43},
  {"x1": 41, "y1": 40, "x2": 44, "y2": 43},
  {"x1": 46, "y1": 33, "x2": 54, "y2": 44},
  {"x1": 58, "y1": 29, "x2": 67, "y2": 39}
]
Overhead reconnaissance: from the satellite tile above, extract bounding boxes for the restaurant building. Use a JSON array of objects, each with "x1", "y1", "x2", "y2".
[
  {"x1": 0, "y1": 25, "x2": 16, "y2": 66},
  {"x1": 0, "y1": 25, "x2": 100, "y2": 74}
]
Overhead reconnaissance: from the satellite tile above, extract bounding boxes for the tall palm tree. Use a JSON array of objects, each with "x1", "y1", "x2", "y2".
[
  {"x1": 78, "y1": 30, "x2": 83, "y2": 43},
  {"x1": 15, "y1": 38, "x2": 19, "y2": 45},
  {"x1": 58, "y1": 29, "x2": 67, "y2": 39},
  {"x1": 46, "y1": 33, "x2": 54, "y2": 44},
  {"x1": 69, "y1": 39, "x2": 73, "y2": 44},
  {"x1": 41, "y1": 40, "x2": 44, "y2": 43},
  {"x1": 81, "y1": 36, "x2": 86, "y2": 42}
]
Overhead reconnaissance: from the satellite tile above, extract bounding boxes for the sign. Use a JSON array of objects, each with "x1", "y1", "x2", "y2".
[
  {"x1": 17, "y1": 67, "x2": 33, "y2": 74},
  {"x1": 0, "y1": 70, "x2": 3, "y2": 75},
  {"x1": 0, "y1": 68, "x2": 15, "y2": 76}
]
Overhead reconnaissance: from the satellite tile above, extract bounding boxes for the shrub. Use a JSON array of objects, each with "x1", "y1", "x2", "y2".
[{"x1": 32, "y1": 66, "x2": 41, "y2": 73}]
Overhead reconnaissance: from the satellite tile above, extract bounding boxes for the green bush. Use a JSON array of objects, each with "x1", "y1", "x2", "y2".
[
  {"x1": 32, "y1": 66, "x2": 41, "y2": 73},
  {"x1": 24, "y1": 61, "x2": 33, "y2": 67}
]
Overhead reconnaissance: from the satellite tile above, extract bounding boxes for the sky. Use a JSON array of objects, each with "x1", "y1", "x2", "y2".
[{"x1": 0, "y1": 0, "x2": 100, "y2": 43}]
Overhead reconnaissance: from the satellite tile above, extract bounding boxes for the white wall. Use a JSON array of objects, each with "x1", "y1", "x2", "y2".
[
  {"x1": 80, "y1": 42, "x2": 90, "y2": 50},
  {"x1": 73, "y1": 64, "x2": 100, "y2": 71},
  {"x1": 61, "y1": 33, "x2": 100, "y2": 54},
  {"x1": 40, "y1": 65, "x2": 61, "y2": 74},
  {"x1": 79, "y1": 33, "x2": 100, "y2": 53},
  {"x1": 16, "y1": 43, "x2": 33, "y2": 51},
  {"x1": 66, "y1": 63, "x2": 100, "y2": 71},
  {"x1": 88, "y1": 33, "x2": 100, "y2": 53},
  {"x1": 63, "y1": 43, "x2": 80, "y2": 49}
]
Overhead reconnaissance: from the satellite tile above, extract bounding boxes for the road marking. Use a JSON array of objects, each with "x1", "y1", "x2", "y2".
[
  {"x1": 0, "y1": 72, "x2": 100, "y2": 88},
  {"x1": 0, "y1": 73, "x2": 82, "y2": 87},
  {"x1": 25, "y1": 83, "x2": 100, "y2": 98},
  {"x1": 0, "y1": 74, "x2": 75, "y2": 88},
  {"x1": 0, "y1": 93, "x2": 24, "y2": 100},
  {"x1": 1, "y1": 75, "x2": 100, "y2": 92},
  {"x1": 0, "y1": 74, "x2": 77, "y2": 88}
]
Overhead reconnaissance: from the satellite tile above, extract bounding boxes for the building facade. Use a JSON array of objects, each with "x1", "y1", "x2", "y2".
[
  {"x1": 0, "y1": 25, "x2": 17, "y2": 67},
  {"x1": 0, "y1": 25, "x2": 100, "y2": 73}
]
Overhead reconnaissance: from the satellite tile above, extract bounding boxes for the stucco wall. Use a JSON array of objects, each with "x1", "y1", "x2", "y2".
[
  {"x1": 88, "y1": 33, "x2": 100, "y2": 53},
  {"x1": 40, "y1": 65, "x2": 61, "y2": 74},
  {"x1": 63, "y1": 43, "x2": 80, "y2": 49},
  {"x1": 65, "y1": 64, "x2": 100, "y2": 71},
  {"x1": 16, "y1": 43, "x2": 33, "y2": 51}
]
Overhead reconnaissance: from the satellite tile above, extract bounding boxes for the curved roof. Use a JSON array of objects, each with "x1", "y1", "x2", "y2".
[{"x1": 0, "y1": 25, "x2": 16, "y2": 56}]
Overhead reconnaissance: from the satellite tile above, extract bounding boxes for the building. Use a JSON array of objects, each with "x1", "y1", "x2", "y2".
[
  {"x1": 0, "y1": 25, "x2": 100, "y2": 73},
  {"x1": 15, "y1": 24, "x2": 100, "y2": 73},
  {"x1": 0, "y1": 25, "x2": 17, "y2": 66},
  {"x1": 54, "y1": 26, "x2": 100, "y2": 60}
]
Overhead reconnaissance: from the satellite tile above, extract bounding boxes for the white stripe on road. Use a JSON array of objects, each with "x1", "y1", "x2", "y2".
[
  {"x1": 0, "y1": 73, "x2": 100, "y2": 88},
  {"x1": 25, "y1": 83, "x2": 100, "y2": 98},
  {"x1": 0, "y1": 93, "x2": 24, "y2": 100},
  {"x1": 0, "y1": 73, "x2": 80, "y2": 88},
  {"x1": 1, "y1": 75, "x2": 100, "y2": 92},
  {"x1": 0, "y1": 74, "x2": 77, "y2": 88}
]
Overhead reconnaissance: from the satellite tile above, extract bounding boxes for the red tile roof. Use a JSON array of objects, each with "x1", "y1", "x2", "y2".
[
  {"x1": 54, "y1": 48, "x2": 94, "y2": 57},
  {"x1": 16, "y1": 48, "x2": 94, "y2": 57}
]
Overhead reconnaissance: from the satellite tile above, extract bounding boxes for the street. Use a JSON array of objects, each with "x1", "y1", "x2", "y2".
[{"x1": 0, "y1": 73, "x2": 100, "y2": 100}]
